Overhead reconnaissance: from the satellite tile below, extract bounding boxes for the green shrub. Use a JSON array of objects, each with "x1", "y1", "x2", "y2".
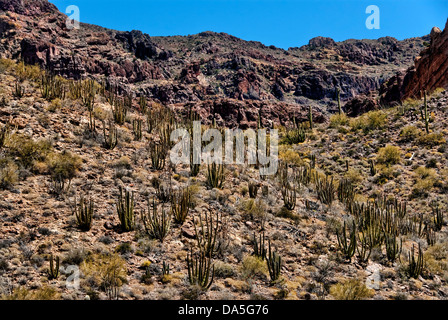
[
  {"x1": 6, "y1": 133, "x2": 52, "y2": 169},
  {"x1": 400, "y1": 125, "x2": 420, "y2": 142},
  {"x1": 0, "y1": 158, "x2": 18, "y2": 189},
  {"x1": 329, "y1": 113, "x2": 349, "y2": 128},
  {"x1": 46, "y1": 151, "x2": 82, "y2": 194},
  {"x1": 417, "y1": 132, "x2": 445, "y2": 147},
  {"x1": 330, "y1": 279, "x2": 374, "y2": 300},
  {"x1": 241, "y1": 255, "x2": 267, "y2": 279},
  {"x1": 376, "y1": 145, "x2": 401, "y2": 166}
]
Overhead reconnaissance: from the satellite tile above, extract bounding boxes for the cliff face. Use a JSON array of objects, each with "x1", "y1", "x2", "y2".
[
  {"x1": 380, "y1": 19, "x2": 448, "y2": 104},
  {"x1": 0, "y1": 0, "x2": 432, "y2": 126}
]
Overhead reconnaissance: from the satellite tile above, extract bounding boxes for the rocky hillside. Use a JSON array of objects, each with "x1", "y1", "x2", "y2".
[
  {"x1": 1, "y1": 0, "x2": 448, "y2": 302},
  {"x1": 380, "y1": 19, "x2": 448, "y2": 104},
  {"x1": 0, "y1": 0, "x2": 430, "y2": 127}
]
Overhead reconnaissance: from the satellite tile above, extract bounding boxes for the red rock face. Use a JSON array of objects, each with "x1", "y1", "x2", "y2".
[
  {"x1": 0, "y1": 0, "x2": 433, "y2": 127},
  {"x1": 380, "y1": 18, "x2": 448, "y2": 103}
]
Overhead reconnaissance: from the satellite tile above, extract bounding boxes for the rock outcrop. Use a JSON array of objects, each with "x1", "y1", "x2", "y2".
[
  {"x1": 380, "y1": 18, "x2": 448, "y2": 104},
  {"x1": 0, "y1": 0, "x2": 432, "y2": 126}
]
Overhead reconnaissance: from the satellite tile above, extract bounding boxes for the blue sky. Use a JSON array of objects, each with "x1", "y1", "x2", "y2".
[{"x1": 49, "y1": 0, "x2": 448, "y2": 49}]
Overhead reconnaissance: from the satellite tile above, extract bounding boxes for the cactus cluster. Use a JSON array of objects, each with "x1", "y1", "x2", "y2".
[
  {"x1": 116, "y1": 186, "x2": 135, "y2": 232},
  {"x1": 141, "y1": 199, "x2": 171, "y2": 242},
  {"x1": 171, "y1": 187, "x2": 191, "y2": 224},
  {"x1": 102, "y1": 120, "x2": 118, "y2": 150},
  {"x1": 266, "y1": 240, "x2": 282, "y2": 282},
  {"x1": 47, "y1": 254, "x2": 60, "y2": 280},
  {"x1": 186, "y1": 249, "x2": 215, "y2": 290},
  {"x1": 194, "y1": 211, "x2": 221, "y2": 257},
  {"x1": 206, "y1": 163, "x2": 225, "y2": 189},
  {"x1": 73, "y1": 195, "x2": 94, "y2": 231}
]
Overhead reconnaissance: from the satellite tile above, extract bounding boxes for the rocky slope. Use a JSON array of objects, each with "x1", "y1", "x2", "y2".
[
  {"x1": 0, "y1": 0, "x2": 430, "y2": 127},
  {"x1": 380, "y1": 19, "x2": 448, "y2": 104}
]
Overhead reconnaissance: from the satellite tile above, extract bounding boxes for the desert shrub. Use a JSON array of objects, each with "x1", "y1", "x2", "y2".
[
  {"x1": 329, "y1": 279, "x2": 374, "y2": 300},
  {"x1": 276, "y1": 206, "x2": 301, "y2": 223},
  {"x1": 424, "y1": 243, "x2": 448, "y2": 275},
  {"x1": 329, "y1": 113, "x2": 349, "y2": 128},
  {"x1": 400, "y1": 125, "x2": 421, "y2": 142},
  {"x1": 80, "y1": 253, "x2": 127, "y2": 299},
  {"x1": 240, "y1": 198, "x2": 266, "y2": 221},
  {"x1": 0, "y1": 58, "x2": 16, "y2": 73},
  {"x1": 417, "y1": 132, "x2": 445, "y2": 147},
  {"x1": 376, "y1": 145, "x2": 401, "y2": 166},
  {"x1": 0, "y1": 158, "x2": 18, "y2": 189},
  {"x1": 363, "y1": 110, "x2": 388, "y2": 131},
  {"x1": 46, "y1": 151, "x2": 82, "y2": 193},
  {"x1": 5, "y1": 133, "x2": 52, "y2": 169},
  {"x1": 1, "y1": 285, "x2": 60, "y2": 300},
  {"x1": 214, "y1": 261, "x2": 235, "y2": 278},
  {"x1": 241, "y1": 255, "x2": 267, "y2": 279},
  {"x1": 279, "y1": 147, "x2": 303, "y2": 167},
  {"x1": 344, "y1": 168, "x2": 362, "y2": 185},
  {"x1": 411, "y1": 166, "x2": 438, "y2": 197},
  {"x1": 47, "y1": 98, "x2": 62, "y2": 112},
  {"x1": 414, "y1": 166, "x2": 437, "y2": 180}
]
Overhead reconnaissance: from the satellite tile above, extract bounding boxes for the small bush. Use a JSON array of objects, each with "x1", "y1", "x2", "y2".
[
  {"x1": 417, "y1": 132, "x2": 445, "y2": 147},
  {"x1": 329, "y1": 279, "x2": 374, "y2": 300},
  {"x1": 5, "y1": 133, "x2": 52, "y2": 169},
  {"x1": 241, "y1": 255, "x2": 267, "y2": 279},
  {"x1": 376, "y1": 145, "x2": 401, "y2": 166},
  {"x1": 214, "y1": 261, "x2": 235, "y2": 278},
  {"x1": 81, "y1": 253, "x2": 127, "y2": 299},
  {"x1": 329, "y1": 113, "x2": 349, "y2": 128},
  {"x1": 46, "y1": 151, "x2": 82, "y2": 193},
  {"x1": 400, "y1": 125, "x2": 420, "y2": 142},
  {"x1": 0, "y1": 158, "x2": 18, "y2": 189}
]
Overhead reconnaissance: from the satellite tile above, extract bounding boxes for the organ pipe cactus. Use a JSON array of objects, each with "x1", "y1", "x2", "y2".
[{"x1": 116, "y1": 186, "x2": 135, "y2": 232}]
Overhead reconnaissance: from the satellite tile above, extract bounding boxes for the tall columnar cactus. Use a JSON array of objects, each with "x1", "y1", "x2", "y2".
[
  {"x1": 315, "y1": 174, "x2": 335, "y2": 206},
  {"x1": 186, "y1": 249, "x2": 215, "y2": 290},
  {"x1": 116, "y1": 186, "x2": 135, "y2": 232},
  {"x1": 14, "y1": 81, "x2": 25, "y2": 98},
  {"x1": 248, "y1": 181, "x2": 259, "y2": 198},
  {"x1": 113, "y1": 98, "x2": 127, "y2": 125},
  {"x1": 308, "y1": 105, "x2": 313, "y2": 130},
  {"x1": 171, "y1": 187, "x2": 191, "y2": 225},
  {"x1": 356, "y1": 228, "x2": 372, "y2": 264},
  {"x1": 81, "y1": 79, "x2": 96, "y2": 132},
  {"x1": 149, "y1": 141, "x2": 167, "y2": 170},
  {"x1": 310, "y1": 154, "x2": 316, "y2": 169},
  {"x1": 385, "y1": 233, "x2": 402, "y2": 263},
  {"x1": 139, "y1": 95, "x2": 147, "y2": 114},
  {"x1": 336, "y1": 220, "x2": 357, "y2": 262},
  {"x1": 194, "y1": 211, "x2": 221, "y2": 257},
  {"x1": 206, "y1": 163, "x2": 225, "y2": 189},
  {"x1": 281, "y1": 182, "x2": 296, "y2": 210},
  {"x1": 432, "y1": 204, "x2": 444, "y2": 231},
  {"x1": 47, "y1": 254, "x2": 60, "y2": 280},
  {"x1": 408, "y1": 243, "x2": 424, "y2": 279},
  {"x1": 421, "y1": 90, "x2": 430, "y2": 134},
  {"x1": 0, "y1": 124, "x2": 10, "y2": 150},
  {"x1": 338, "y1": 178, "x2": 355, "y2": 207},
  {"x1": 369, "y1": 159, "x2": 376, "y2": 176},
  {"x1": 141, "y1": 199, "x2": 171, "y2": 242},
  {"x1": 102, "y1": 120, "x2": 118, "y2": 150},
  {"x1": 337, "y1": 87, "x2": 343, "y2": 115},
  {"x1": 133, "y1": 118, "x2": 143, "y2": 141},
  {"x1": 266, "y1": 240, "x2": 282, "y2": 282},
  {"x1": 253, "y1": 232, "x2": 267, "y2": 260},
  {"x1": 73, "y1": 195, "x2": 94, "y2": 231}
]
